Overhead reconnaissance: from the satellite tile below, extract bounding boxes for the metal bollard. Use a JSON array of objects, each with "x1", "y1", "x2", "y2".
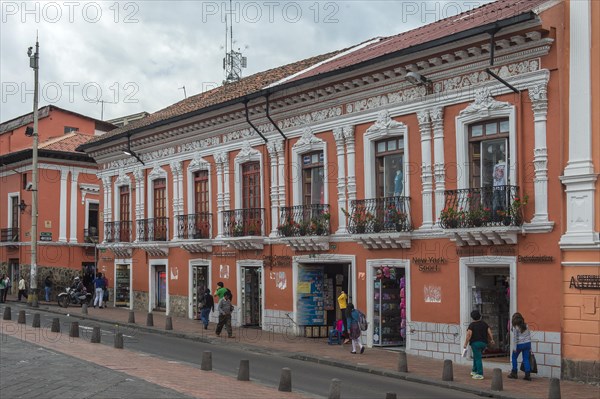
[
  {"x1": 32, "y1": 313, "x2": 40, "y2": 328},
  {"x1": 548, "y1": 378, "x2": 561, "y2": 399},
  {"x1": 51, "y1": 317, "x2": 60, "y2": 333},
  {"x1": 238, "y1": 359, "x2": 250, "y2": 381},
  {"x1": 491, "y1": 368, "x2": 503, "y2": 391},
  {"x1": 201, "y1": 351, "x2": 212, "y2": 371},
  {"x1": 146, "y1": 313, "x2": 154, "y2": 327},
  {"x1": 442, "y1": 359, "x2": 453, "y2": 381},
  {"x1": 278, "y1": 367, "x2": 292, "y2": 392},
  {"x1": 18, "y1": 310, "x2": 26, "y2": 324},
  {"x1": 69, "y1": 321, "x2": 79, "y2": 338},
  {"x1": 3, "y1": 306, "x2": 11, "y2": 320},
  {"x1": 165, "y1": 316, "x2": 173, "y2": 330},
  {"x1": 328, "y1": 378, "x2": 341, "y2": 399},
  {"x1": 91, "y1": 326, "x2": 101, "y2": 343},
  {"x1": 114, "y1": 332, "x2": 124, "y2": 349},
  {"x1": 397, "y1": 351, "x2": 408, "y2": 372},
  {"x1": 128, "y1": 311, "x2": 135, "y2": 324}
]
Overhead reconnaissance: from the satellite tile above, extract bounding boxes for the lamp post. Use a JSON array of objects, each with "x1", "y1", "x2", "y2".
[{"x1": 27, "y1": 37, "x2": 39, "y2": 307}]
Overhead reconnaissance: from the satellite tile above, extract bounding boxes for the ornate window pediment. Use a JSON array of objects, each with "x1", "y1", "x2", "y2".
[
  {"x1": 235, "y1": 141, "x2": 261, "y2": 164},
  {"x1": 459, "y1": 87, "x2": 511, "y2": 116},
  {"x1": 115, "y1": 171, "x2": 131, "y2": 187},
  {"x1": 293, "y1": 126, "x2": 324, "y2": 152},
  {"x1": 148, "y1": 164, "x2": 167, "y2": 181},
  {"x1": 188, "y1": 154, "x2": 210, "y2": 173},
  {"x1": 365, "y1": 110, "x2": 407, "y2": 138}
]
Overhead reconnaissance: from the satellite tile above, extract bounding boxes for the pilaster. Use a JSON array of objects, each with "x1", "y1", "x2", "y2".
[
  {"x1": 59, "y1": 169, "x2": 69, "y2": 242},
  {"x1": 418, "y1": 111, "x2": 434, "y2": 229},
  {"x1": 431, "y1": 107, "x2": 445, "y2": 224},
  {"x1": 333, "y1": 127, "x2": 347, "y2": 234},
  {"x1": 69, "y1": 171, "x2": 79, "y2": 243},
  {"x1": 344, "y1": 126, "x2": 356, "y2": 203}
]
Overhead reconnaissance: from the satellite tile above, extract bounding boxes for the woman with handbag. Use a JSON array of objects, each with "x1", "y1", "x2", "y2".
[{"x1": 508, "y1": 312, "x2": 532, "y2": 381}]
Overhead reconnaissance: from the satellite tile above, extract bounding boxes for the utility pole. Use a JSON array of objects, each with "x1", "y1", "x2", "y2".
[{"x1": 27, "y1": 37, "x2": 39, "y2": 307}]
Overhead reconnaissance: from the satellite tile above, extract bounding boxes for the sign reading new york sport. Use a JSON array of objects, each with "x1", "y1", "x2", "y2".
[{"x1": 296, "y1": 266, "x2": 325, "y2": 326}]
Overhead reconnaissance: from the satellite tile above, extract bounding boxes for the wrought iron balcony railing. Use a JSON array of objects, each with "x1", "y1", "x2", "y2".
[
  {"x1": 177, "y1": 213, "x2": 212, "y2": 239},
  {"x1": 222, "y1": 208, "x2": 265, "y2": 237},
  {"x1": 83, "y1": 228, "x2": 99, "y2": 244},
  {"x1": 104, "y1": 221, "x2": 132, "y2": 243},
  {"x1": 137, "y1": 217, "x2": 169, "y2": 242},
  {"x1": 0, "y1": 228, "x2": 19, "y2": 242},
  {"x1": 440, "y1": 185, "x2": 524, "y2": 229},
  {"x1": 278, "y1": 204, "x2": 331, "y2": 237},
  {"x1": 346, "y1": 196, "x2": 412, "y2": 234}
]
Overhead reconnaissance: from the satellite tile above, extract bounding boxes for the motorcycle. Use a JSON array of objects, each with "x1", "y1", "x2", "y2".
[{"x1": 57, "y1": 287, "x2": 92, "y2": 308}]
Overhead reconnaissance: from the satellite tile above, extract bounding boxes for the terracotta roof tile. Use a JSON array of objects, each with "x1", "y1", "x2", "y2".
[{"x1": 39, "y1": 132, "x2": 94, "y2": 153}]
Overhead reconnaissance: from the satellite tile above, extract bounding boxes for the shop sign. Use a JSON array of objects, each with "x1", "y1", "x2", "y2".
[
  {"x1": 518, "y1": 255, "x2": 554, "y2": 263},
  {"x1": 40, "y1": 232, "x2": 52, "y2": 241},
  {"x1": 413, "y1": 257, "x2": 446, "y2": 272},
  {"x1": 456, "y1": 246, "x2": 516, "y2": 256},
  {"x1": 263, "y1": 255, "x2": 292, "y2": 268},
  {"x1": 213, "y1": 251, "x2": 236, "y2": 257},
  {"x1": 569, "y1": 275, "x2": 600, "y2": 290}
]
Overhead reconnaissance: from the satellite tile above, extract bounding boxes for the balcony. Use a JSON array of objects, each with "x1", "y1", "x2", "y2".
[
  {"x1": 137, "y1": 217, "x2": 169, "y2": 242},
  {"x1": 177, "y1": 213, "x2": 212, "y2": 253},
  {"x1": 103, "y1": 221, "x2": 132, "y2": 258},
  {"x1": 83, "y1": 228, "x2": 99, "y2": 244},
  {"x1": 279, "y1": 204, "x2": 331, "y2": 251},
  {"x1": 440, "y1": 185, "x2": 523, "y2": 246},
  {"x1": 346, "y1": 196, "x2": 412, "y2": 249},
  {"x1": 0, "y1": 228, "x2": 19, "y2": 242},
  {"x1": 222, "y1": 208, "x2": 264, "y2": 250}
]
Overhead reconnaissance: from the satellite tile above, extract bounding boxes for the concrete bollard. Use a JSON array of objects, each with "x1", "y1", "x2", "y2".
[
  {"x1": 82, "y1": 303, "x2": 88, "y2": 315},
  {"x1": 128, "y1": 311, "x2": 135, "y2": 324},
  {"x1": 146, "y1": 313, "x2": 154, "y2": 327},
  {"x1": 397, "y1": 351, "x2": 408, "y2": 372},
  {"x1": 548, "y1": 378, "x2": 561, "y2": 399},
  {"x1": 278, "y1": 367, "x2": 292, "y2": 392},
  {"x1": 491, "y1": 368, "x2": 503, "y2": 391},
  {"x1": 18, "y1": 310, "x2": 26, "y2": 324},
  {"x1": 114, "y1": 332, "x2": 124, "y2": 349},
  {"x1": 51, "y1": 318, "x2": 60, "y2": 333},
  {"x1": 385, "y1": 393, "x2": 397, "y2": 399},
  {"x1": 442, "y1": 359, "x2": 453, "y2": 381},
  {"x1": 91, "y1": 326, "x2": 101, "y2": 343},
  {"x1": 32, "y1": 313, "x2": 40, "y2": 328},
  {"x1": 165, "y1": 316, "x2": 173, "y2": 330},
  {"x1": 69, "y1": 322, "x2": 79, "y2": 338},
  {"x1": 3, "y1": 306, "x2": 11, "y2": 320},
  {"x1": 238, "y1": 359, "x2": 250, "y2": 381},
  {"x1": 201, "y1": 351, "x2": 212, "y2": 371},
  {"x1": 328, "y1": 378, "x2": 341, "y2": 399}
]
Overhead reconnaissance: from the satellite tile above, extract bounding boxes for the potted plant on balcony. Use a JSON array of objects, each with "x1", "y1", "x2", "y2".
[
  {"x1": 467, "y1": 206, "x2": 491, "y2": 227},
  {"x1": 342, "y1": 207, "x2": 373, "y2": 234},
  {"x1": 232, "y1": 221, "x2": 244, "y2": 237},
  {"x1": 310, "y1": 211, "x2": 330, "y2": 235},
  {"x1": 386, "y1": 204, "x2": 408, "y2": 232},
  {"x1": 510, "y1": 194, "x2": 528, "y2": 226},
  {"x1": 496, "y1": 209, "x2": 512, "y2": 226},
  {"x1": 440, "y1": 206, "x2": 463, "y2": 228},
  {"x1": 298, "y1": 219, "x2": 311, "y2": 236},
  {"x1": 277, "y1": 218, "x2": 297, "y2": 237}
]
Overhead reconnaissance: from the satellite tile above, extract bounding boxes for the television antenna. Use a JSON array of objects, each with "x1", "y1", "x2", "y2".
[{"x1": 223, "y1": 0, "x2": 247, "y2": 84}]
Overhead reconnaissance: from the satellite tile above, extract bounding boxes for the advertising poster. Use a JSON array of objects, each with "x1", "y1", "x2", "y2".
[{"x1": 296, "y1": 265, "x2": 325, "y2": 326}]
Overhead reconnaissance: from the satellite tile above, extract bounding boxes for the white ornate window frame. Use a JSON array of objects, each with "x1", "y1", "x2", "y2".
[
  {"x1": 291, "y1": 127, "x2": 329, "y2": 205},
  {"x1": 455, "y1": 88, "x2": 517, "y2": 190},
  {"x1": 147, "y1": 164, "x2": 169, "y2": 219},
  {"x1": 186, "y1": 155, "x2": 212, "y2": 216},
  {"x1": 233, "y1": 143, "x2": 265, "y2": 211},
  {"x1": 189, "y1": 259, "x2": 211, "y2": 319},
  {"x1": 113, "y1": 172, "x2": 133, "y2": 222},
  {"x1": 363, "y1": 111, "x2": 410, "y2": 199},
  {"x1": 84, "y1": 199, "x2": 100, "y2": 233},
  {"x1": 7, "y1": 192, "x2": 19, "y2": 229},
  {"x1": 235, "y1": 259, "x2": 264, "y2": 328}
]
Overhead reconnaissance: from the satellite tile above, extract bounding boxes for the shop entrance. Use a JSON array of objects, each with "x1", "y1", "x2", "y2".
[
  {"x1": 471, "y1": 267, "x2": 510, "y2": 358},
  {"x1": 241, "y1": 266, "x2": 262, "y2": 327},
  {"x1": 115, "y1": 264, "x2": 131, "y2": 308},
  {"x1": 324, "y1": 264, "x2": 350, "y2": 331},
  {"x1": 192, "y1": 265, "x2": 209, "y2": 319},
  {"x1": 153, "y1": 265, "x2": 167, "y2": 311},
  {"x1": 373, "y1": 265, "x2": 406, "y2": 347}
]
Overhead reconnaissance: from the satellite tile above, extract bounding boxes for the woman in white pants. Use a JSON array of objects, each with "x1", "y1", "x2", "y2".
[{"x1": 93, "y1": 273, "x2": 105, "y2": 308}]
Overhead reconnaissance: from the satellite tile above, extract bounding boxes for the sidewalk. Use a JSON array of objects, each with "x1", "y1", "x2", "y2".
[{"x1": 5, "y1": 297, "x2": 600, "y2": 399}]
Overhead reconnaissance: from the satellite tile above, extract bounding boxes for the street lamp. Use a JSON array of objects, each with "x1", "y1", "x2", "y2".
[{"x1": 27, "y1": 36, "x2": 40, "y2": 307}]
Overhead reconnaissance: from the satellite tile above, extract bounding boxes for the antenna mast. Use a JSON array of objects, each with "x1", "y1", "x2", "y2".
[{"x1": 223, "y1": 0, "x2": 247, "y2": 84}]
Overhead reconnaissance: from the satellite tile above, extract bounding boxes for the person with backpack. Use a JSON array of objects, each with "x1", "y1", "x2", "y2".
[
  {"x1": 215, "y1": 291, "x2": 234, "y2": 338},
  {"x1": 347, "y1": 303, "x2": 365, "y2": 354},
  {"x1": 199, "y1": 288, "x2": 214, "y2": 330}
]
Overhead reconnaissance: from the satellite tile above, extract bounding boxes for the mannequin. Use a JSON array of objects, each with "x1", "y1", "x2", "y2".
[
  {"x1": 394, "y1": 169, "x2": 403, "y2": 196},
  {"x1": 493, "y1": 156, "x2": 507, "y2": 217}
]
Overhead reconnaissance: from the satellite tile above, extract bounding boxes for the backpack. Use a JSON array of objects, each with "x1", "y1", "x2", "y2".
[{"x1": 357, "y1": 310, "x2": 368, "y2": 331}]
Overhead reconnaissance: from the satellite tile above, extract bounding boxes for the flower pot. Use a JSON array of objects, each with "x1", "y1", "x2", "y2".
[
  {"x1": 472, "y1": 218, "x2": 483, "y2": 227},
  {"x1": 373, "y1": 223, "x2": 383, "y2": 233},
  {"x1": 445, "y1": 219, "x2": 458, "y2": 229},
  {"x1": 513, "y1": 216, "x2": 523, "y2": 226},
  {"x1": 502, "y1": 217, "x2": 512, "y2": 226},
  {"x1": 395, "y1": 223, "x2": 404, "y2": 232},
  {"x1": 355, "y1": 225, "x2": 366, "y2": 234}
]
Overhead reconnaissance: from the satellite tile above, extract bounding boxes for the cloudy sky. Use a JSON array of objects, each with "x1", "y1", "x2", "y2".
[{"x1": 1, "y1": 0, "x2": 494, "y2": 123}]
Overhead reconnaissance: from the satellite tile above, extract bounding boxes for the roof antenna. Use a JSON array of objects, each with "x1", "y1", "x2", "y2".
[
  {"x1": 179, "y1": 85, "x2": 187, "y2": 99},
  {"x1": 223, "y1": 0, "x2": 247, "y2": 84}
]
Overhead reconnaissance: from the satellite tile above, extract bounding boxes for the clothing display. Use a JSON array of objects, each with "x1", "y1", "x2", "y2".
[{"x1": 373, "y1": 267, "x2": 406, "y2": 346}]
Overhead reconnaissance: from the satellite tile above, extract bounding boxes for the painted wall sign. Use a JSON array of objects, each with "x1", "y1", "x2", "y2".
[
  {"x1": 456, "y1": 246, "x2": 517, "y2": 256},
  {"x1": 263, "y1": 255, "x2": 292, "y2": 268},
  {"x1": 40, "y1": 232, "x2": 52, "y2": 241},
  {"x1": 413, "y1": 257, "x2": 446, "y2": 272},
  {"x1": 569, "y1": 275, "x2": 600, "y2": 289},
  {"x1": 518, "y1": 255, "x2": 554, "y2": 263}
]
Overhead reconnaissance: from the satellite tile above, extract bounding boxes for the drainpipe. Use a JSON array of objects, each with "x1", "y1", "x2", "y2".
[
  {"x1": 485, "y1": 29, "x2": 520, "y2": 94},
  {"x1": 244, "y1": 100, "x2": 268, "y2": 143}
]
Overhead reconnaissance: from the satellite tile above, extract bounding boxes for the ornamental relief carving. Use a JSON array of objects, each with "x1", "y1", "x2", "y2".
[
  {"x1": 278, "y1": 106, "x2": 342, "y2": 130},
  {"x1": 365, "y1": 110, "x2": 405, "y2": 136},
  {"x1": 459, "y1": 87, "x2": 511, "y2": 116},
  {"x1": 236, "y1": 141, "x2": 261, "y2": 163},
  {"x1": 294, "y1": 126, "x2": 324, "y2": 149}
]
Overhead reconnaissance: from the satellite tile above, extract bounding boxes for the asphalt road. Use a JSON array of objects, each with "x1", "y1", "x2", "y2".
[{"x1": 9, "y1": 309, "x2": 480, "y2": 399}]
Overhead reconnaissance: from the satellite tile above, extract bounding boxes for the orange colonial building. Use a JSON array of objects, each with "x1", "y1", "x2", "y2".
[
  {"x1": 0, "y1": 106, "x2": 115, "y2": 298},
  {"x1": 78, "y1": 0, "x2": 598, "y2": 382}
]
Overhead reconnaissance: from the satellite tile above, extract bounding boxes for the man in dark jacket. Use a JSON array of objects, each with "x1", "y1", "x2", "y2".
[{"x1": 199, "y1": 288, "x2": 214, "y2": 330}]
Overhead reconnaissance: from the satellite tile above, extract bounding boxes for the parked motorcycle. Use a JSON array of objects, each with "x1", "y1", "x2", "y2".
[{"x1": 57, "y1": 287, "x2": 92, "y2": 308}]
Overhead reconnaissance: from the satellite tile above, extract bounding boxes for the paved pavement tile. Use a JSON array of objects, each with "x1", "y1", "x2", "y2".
[{"x1": 2, "y1": 300, "x2": 599, "y2": 399}]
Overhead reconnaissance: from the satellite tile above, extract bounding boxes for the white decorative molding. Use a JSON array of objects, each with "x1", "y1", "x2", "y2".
[
  {"x1": 418, "y1": 110, "x2": 434, "y2": 230},
  {"x1": 186, "y1": 154, "x2": 212, "y2": 220},
  {"x1": 365, "y1": 109, "x2": 405, "y2": 135},
  {"x1": 355, "y1": 233, "x2": 411, "y2": 249},
  {"x1": 133, "y1": 168, "x2": 145, "y2": 220},
  {"x1": 267, "y1": 139, "x2": 284, "y2": 237},
  {"x1": 114, "y1": 171, "x2": 133, "y2": 224},
  {"x1": 59, "y1": 169, "x2": 69, "y2": 242},
  {"x1": 226, "y1": 237, "x2": 264, "y2": 251},
  {"x1": 343, "y1": 126, "x2": 357, "y2": 205},
  {"x1": 148, "y1": 164, "x2": 167, "y2": 181},
  {"x1": 431, "y1": 107, "x2": 445, "y2": 223},
  {"x1": 459, "y1": 86, "x2": 512, "y2": 116},
  {"x1": 447, "y1": 227, "x2": 520, "y2": 246},
  {"x1": 333, "y1": 127, "x2": 348, "y2": 234},
  {"x1": 79, "y1": 183, "x2": 100, "y2": 205},
  {"x1": 214, "y1": 151, "x2": 228, "y2": 238},
  {"x1": 283, "y1": 236, "x2": 330, "y2": 252},
  {"x1": 147, "y1": 164, "x2": 169, "y2": 240},
  {"x1": 69, "y1": 170, "x2": 80, "y2": 243},
  {"x1": 291, "y1": 126, "x2": 329, "y2": 206}
]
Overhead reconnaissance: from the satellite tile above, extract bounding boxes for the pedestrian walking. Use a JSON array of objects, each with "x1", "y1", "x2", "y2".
[
  {"x1": 347, "y1": 303, "x2": 365, "y2": 354},
  {"x1": 17, "y1": 276, "x2": 27, "y2": 301},
  {"x1": 214, "y1": 281, "x2": 228, "y2": 301},
  {"x1": 463, "y1": 310, "x2": 495, "y2": 380},
  {"x1": 0, "y1": 274, "x2": 6, "y2": 303},
  {"x1": 215, "y1": 291, "x2": 234, "y2": 338},
  {"x1": 44, "y1": 273, "x2": 53, "y2": 302},
  {"x1": 338, "y1": 290, "x2": 350, "y2": 344},
  {"x1": 2, "y1": 274, "x2": 11, "y2": 302},
  {"x1": 508, "y1": 312, "x2": 533, "y2": 381},
  {"x1": 93, "y1": 273, "x2": 106, "y2": 308},
  {"x1": 199, "y1": 288, "x2": 214, "y2": 329}
]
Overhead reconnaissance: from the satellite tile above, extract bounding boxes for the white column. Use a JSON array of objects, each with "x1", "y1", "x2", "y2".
[
  {"x1": 59, "y1": 169, "x2": 69, "y2": 242},
  {"x1": 277, "y1": 143, "x2": 286, "y2": 209},
  {"x1": 418, "y1": 111, "x2": 434, "y2": 229},
  {"x1": 101, "y1": 175, "x2": 111, "y2": 243},
  {"x1": 223, "y1": 154, "x2": 231, "y2": 212},
  {"x1": 267, "y1": 140, "x2": 281, "y2": 237},
  {"x1": 69, "y1": 170, "x2": 79, "y2": 242},
  {"x1": 528, "y1": 84, "x2": 551, "y2": 225},
  {"x1": 431, "y1": 107, "x2": 445, "y2": 225},
  {"x1": 333, "y1": 127, "x2": 347, "y2": 234},
  {"x1": 560, "y1": 0, "x2": 598, "y2": 248},
  {"x1": 215, "y1": 152, "x2": 225, "y2": 238},
  {"x1": 170, "y1": 161, "x2": 182, "y2": 239},
  {"x1": 344, "y1": 126, "x2": 356, "y2": 203}
]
